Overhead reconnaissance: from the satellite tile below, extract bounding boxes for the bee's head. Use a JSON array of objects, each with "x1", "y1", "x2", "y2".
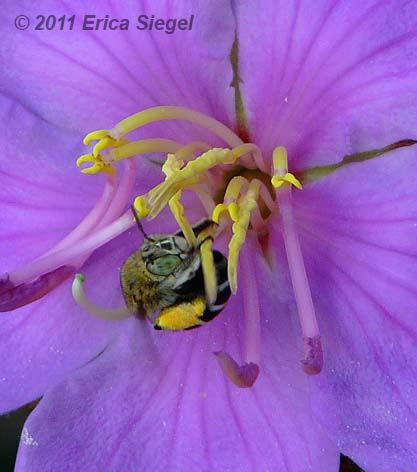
[{"x1": 140, "y1": 235, "x2": 190, "y2": 277}]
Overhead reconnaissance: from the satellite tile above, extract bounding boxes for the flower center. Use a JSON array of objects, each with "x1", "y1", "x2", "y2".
[
  {"x1": 0, "y1": 105, "x2": 322, "y2": 388},
  {"x1": 76, "y1": 106, "x2": 322, "y2": 383}
]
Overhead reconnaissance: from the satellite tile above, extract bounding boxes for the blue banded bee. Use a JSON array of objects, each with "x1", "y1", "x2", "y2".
[{"x1": 120, "y1": 208, "x2": 231, "y2": 330}]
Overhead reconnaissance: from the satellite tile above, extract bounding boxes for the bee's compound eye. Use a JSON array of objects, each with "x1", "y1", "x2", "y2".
[
  {"x1": 160, "y1": 241, "x2": 174, "y2": 250},
  {"x1": 147, "y1": 255, "x2": 182, "y2": 276}
]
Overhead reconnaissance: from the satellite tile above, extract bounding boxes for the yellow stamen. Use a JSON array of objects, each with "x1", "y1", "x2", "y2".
[
  {"x1": 228, "y1": 180, "x2": 261, "y2": 293},
  {"x1": 231, "y1": 143, "x2": 265, "y2": 170},
  {"x1": 83, "y1": 129, "x2": 109, "y2": 146},
  {"x1": 114, "y1": 106, "x2": 243, "y2": 147},
  {"x1": 168, "y1": 191, "x2": 197, "y2": 247},
  {"x1": 93, "y1": 136, "x2": 128, "y2": 157},
  {"x1": 78, "y1": 139, "x2": 184, "y2": 176},
  {"x1": 81, "y1": 106, "x2": 245, "y2": 166},
  {"x1": 110, "y1": 139, "x2": 182, "y2": 162},
  {"x1": 175, "y1": 142, "x2": 211, "y2": 161},
  {"x1": 271, "y1": 173, "x2": 303, "y2": 190},
  {"x1": 133, "y1": 196, "x2": 151, "y2": 218},
  {"x1": 147, "y1": 145, "x2": 259, "y2": 220},
  {"x1": 271, "y1": 146, "x2": 303, "y2": 190},
  {"x1": 162, "y1": 153, "x2": 185, "y2": 177},
  {"x1": 212, "y1": 176, "x2": 247, "y2": 224},
  {"x1": 212, "y1": 202, "x2": 239, "y2": 224},
  {"x1": 160, "y1": 151, "x2": 197, "y2": 247},
  {"x1": 224, "y1": 176, "x2": 248, "y2": 201},
  {"x1": 76, "y1": 153, "x2": 116, "y2": 177}
]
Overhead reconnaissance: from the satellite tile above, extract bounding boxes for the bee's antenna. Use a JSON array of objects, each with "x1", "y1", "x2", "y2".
[{"x1": 131, "y1": 204, "x2": 149, "y2": 239}]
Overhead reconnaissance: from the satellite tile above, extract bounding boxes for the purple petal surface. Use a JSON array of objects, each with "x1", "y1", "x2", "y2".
[
  {"x1": 0, "y1": 0, "x2": 238, "y2": 413},
  {"x1": 235, "y1": 0, "x2": 417, "y2": 168},
  {"x1": 0, "y1": 94, "x2": 164, "y2": 413},
  {"x1": 16, "y1": 251, "x2": 339, "y2": 471},
  {"x1": 0, "y1": 0, "x2": 236, "y2": 140},
  {"x1": 283, "y1": 146, "x2": 417, "y2": 470},
  {"x1": 0, "y1": 94, "x2": 101, "y2": 269}
]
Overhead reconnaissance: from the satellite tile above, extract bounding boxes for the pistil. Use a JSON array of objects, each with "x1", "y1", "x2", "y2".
[{"x1": 72, "y1": 274, "x2": 132, "y2": 320}]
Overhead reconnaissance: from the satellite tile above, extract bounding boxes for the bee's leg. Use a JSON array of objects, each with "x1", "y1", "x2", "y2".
[{"x1": 153, "y1": 298, "x2": 206, "y2": 330}]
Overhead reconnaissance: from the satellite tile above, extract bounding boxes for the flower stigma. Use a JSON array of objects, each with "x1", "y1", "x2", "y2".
[{"x1": 73, "y1": 105, "x2": 322, "y2": 385}]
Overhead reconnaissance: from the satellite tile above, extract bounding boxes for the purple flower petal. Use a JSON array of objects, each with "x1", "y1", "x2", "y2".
[
  {"x1": 0, "y1": 93, "x2": 164, "y2": 412},
  {"x1": 282, "y1": 146, "x2": 417, "y2": 470},
  {"x1": 1, "y1": 0, "x2": 236, "y2": 139},
  {"x1": 0, "y1": 227, "x2": 138, "y2": 413},
  {"x1": 0, "y1": 94, "x2": 102, "y2": 270},
  {"x1": 235, "y1": 0, "x2": 417, "y2": 168},
  {"x1": 15, "y1": 252, "x2": 339, "y2": 471}
]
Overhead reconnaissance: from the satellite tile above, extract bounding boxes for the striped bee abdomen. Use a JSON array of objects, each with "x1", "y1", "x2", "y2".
[
  {"x1": 200, "y1": 250, "x2": 231, "y2": 322},
  {"x1": 173, "y1": 250, "x2": 231, "y2": 325}
]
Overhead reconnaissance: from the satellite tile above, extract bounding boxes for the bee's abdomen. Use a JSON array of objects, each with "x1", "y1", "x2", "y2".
[
  {"x1": 200, "y1": 250, "x2": 231, "y2": 323},
  {"x1": 173, "y1": 250, "x2": 231, "y2": 325}
]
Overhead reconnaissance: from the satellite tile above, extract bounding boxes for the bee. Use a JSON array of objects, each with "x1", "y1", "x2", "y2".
[{"x1": 120, "y1": 207, "x2": 231, "y2": 330}]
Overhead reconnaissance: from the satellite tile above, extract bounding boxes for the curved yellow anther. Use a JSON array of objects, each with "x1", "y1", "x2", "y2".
[
  {"x1": 271, "y1": 146, "x2": 303, "y2": 190},
  {"x1": 93, "y1": 136, "x2": 129, "y2": 157},
  {"x1": 133, "y1": 195, "x2": 151, "y2": 218},
  {"x1": 76, "y1": 153, "x2": 96, "y2": 167},
  {"x1": 146, "y1": 148, "x2": 234, "y2": 219},
  {"x1": 271, "y1": 173, "x2": 303, "y2": 190},
  {"x1": 212, "y1": 202, "x2": 239, "y2": 224},
  {"x1": 83, "y1": 130, "x2": 109, "y2": 146},
  {"x1": 76, "y1": 153, "x2": 116, "y2": 177},
  {"x1": 212, "y1": 176, "x2": 247, "y2": 224}
]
